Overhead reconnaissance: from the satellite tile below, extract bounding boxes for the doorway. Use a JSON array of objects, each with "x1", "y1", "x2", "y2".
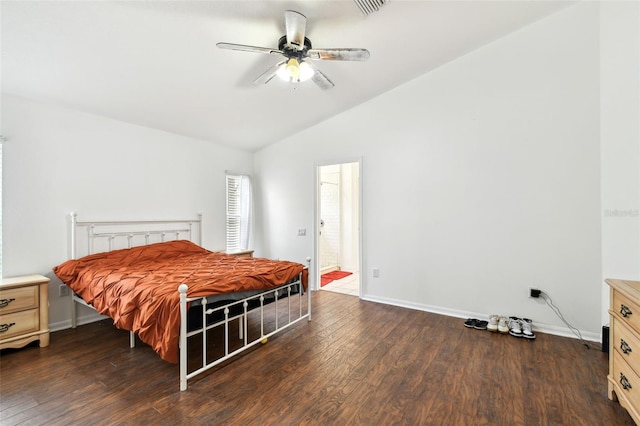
[{"x1": 316, "y1": 161, "x2": 361, "y2": 296}]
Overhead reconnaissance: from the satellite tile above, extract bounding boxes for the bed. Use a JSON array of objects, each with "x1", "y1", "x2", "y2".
[{"x1": 54, "y1": 212, "x2": 311, "y2": 390}]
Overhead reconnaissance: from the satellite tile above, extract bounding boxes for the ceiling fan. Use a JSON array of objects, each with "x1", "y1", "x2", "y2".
[{"x1": 217, "y1": 10, "x2": 370, "y2": 90}]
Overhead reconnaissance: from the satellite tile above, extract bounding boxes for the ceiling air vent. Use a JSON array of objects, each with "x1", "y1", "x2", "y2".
[{"x1": 354, "y1": 0, "x2": 389, "y2": 16}]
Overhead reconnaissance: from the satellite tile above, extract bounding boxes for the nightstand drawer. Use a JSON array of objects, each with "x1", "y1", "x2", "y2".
[
  {"x1": 0, "y1": 285, "x2": 39, "y2": 315},
  {"x1": 0, "y1": 308, "x2": 40, "y2": 340}
]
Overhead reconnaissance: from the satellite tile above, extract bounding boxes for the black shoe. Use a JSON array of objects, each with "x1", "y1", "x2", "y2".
[
  {"x1": 474, "y1": 320, "x2": 488, "y2": 330},
  {"x1": 464, "y1": 318, "x2": 478, "y2": 328}
]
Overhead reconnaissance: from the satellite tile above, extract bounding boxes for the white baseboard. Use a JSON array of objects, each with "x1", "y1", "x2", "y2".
[
  {"x1": 361, "y1": 293, "x2": 601, "y2": 343},
  {"x1": 49, "y1": 312, "x2": 108, "y2": 332}
]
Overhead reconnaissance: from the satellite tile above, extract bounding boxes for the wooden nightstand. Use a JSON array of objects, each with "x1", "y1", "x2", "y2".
[
  {"x1": 0, "y1": 274, "x2": 50, "y2": 350},
  {"x1": 225, "y1": 250, "x2": 254, "y2": 258}
]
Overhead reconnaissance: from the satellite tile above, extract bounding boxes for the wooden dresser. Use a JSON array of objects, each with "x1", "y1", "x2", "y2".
[
  {"x1": 0, "y1": 274, "x2": 50, "y2": 350},
  {"x1": 225, "y1": 249, "x2": 254, "y2": 258},
  {"x1": 607, "y1": 278, "x2": 640, "y2": 424}
]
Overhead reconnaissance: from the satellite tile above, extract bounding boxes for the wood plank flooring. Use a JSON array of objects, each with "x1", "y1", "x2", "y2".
[{"x1": 0, "y1": 290, "x2": 635, "y2": 425}]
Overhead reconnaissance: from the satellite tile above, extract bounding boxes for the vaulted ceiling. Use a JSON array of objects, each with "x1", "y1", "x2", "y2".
[{"x1": 1, "y1": 1, "x2": 573, "y2": 152}]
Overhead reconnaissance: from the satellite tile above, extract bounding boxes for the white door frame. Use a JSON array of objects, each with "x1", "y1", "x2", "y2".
[{"x1": 313, "y1": 158, "x2": 363, "y2": 295}]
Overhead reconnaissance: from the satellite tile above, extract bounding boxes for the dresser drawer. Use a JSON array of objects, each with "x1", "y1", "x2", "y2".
[
  {"x1": 613, "y1": 350, "x2": 640, "y2": 410},
  {"x1": 613, "y1": 289, "x2": 640, "y2": 334},
  {"x1": 0, "y1": 309, "x2": 40, "y2": 340},
  {"x1": 613, "y1": 318, "x2": 640, "y2": 377},
  {"x1": 0, "y1": 285, "x2": 39, "y2": 315}
]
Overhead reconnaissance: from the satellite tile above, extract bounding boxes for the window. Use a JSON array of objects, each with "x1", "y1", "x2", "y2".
[{"x1": 226, "y1": 173, "x2": 252, "y2": 252}]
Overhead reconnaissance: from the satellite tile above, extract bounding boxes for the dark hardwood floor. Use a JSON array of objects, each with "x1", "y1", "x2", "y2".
[{"x1": 0, "y1": 290, "x2": 634, "y2": 425}]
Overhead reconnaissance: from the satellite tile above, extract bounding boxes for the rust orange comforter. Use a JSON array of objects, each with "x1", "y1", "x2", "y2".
[{"x1": 53, "y1": 240, "x2": 307, "y2": 363}]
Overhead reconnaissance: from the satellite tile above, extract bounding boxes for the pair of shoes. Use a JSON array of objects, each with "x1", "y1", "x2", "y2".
[
  {"x1": 487, "y1": 315, "x2": 509, "y2": 333},
  {"x1": 508, "y1": 317, "x2": 535, "y2": 339},
  {"x1": 464, "y1": 318, "x2": 489, "y2": 330}
]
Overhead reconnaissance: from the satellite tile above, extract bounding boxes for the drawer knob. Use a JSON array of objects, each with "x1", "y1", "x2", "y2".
[
  {"x1": 620, "y1": 373, "x2": 633, "y2": 390},
  {"x1": 0, "y1": 298, "x2": 15, "y2": 308},
  {"x1": 0, "y1": 322, "x2": 15, "y2": 333},
  {"x1": 621, "y1": 304, "x2": 633, "y2": 318},
  {"x1": 621, "y1": 339, "x2": 633, "y2": 354}
]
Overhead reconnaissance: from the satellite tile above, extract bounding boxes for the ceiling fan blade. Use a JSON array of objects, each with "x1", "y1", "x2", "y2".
[
  {"x1": 307, "y1": 48, "x2": 371, "y2": 61},
  {"x1": 284, "y1": 10, "x2": 307, "y2": 50},
  {"x1": 253, "y1": 60, "x2": 286, "y2": 85},
  {"x1": 217, "y1": 42, "x2": 282, "y2": 55},
  {"x1": 310, "y1": 67, "x2": 335, "y2": 90}
]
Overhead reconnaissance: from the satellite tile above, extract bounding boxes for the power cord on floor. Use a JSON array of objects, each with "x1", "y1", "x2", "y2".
[{"x1": 540, "y1": 290, "x2": 591, "y2": 349}]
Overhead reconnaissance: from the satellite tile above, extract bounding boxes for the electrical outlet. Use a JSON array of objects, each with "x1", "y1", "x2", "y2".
[
  {"x1": 59, "y1": 284, "x2": 70, "y2": 297},
  {"x1": 372, "y1": 268, "x2": 380, "y2": 278},
  {"x1": 529, "y1": 287, "x2": 541, "y2": 298}
]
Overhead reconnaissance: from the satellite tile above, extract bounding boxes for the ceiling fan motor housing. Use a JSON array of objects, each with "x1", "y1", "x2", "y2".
[{"x1": 278, "y1": 35, "x2": 312, "y2": 60}]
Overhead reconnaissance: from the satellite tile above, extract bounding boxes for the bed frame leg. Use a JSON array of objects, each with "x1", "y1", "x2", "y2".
[
  {"x1": 129, "y1": 331, "x2": 135, "y2": 348},
  {"x1": 306, "y1": 257, "x2": 312, "y2": 322},
  {"x1": 71, "y1": 297, "x2": 77, "y2": 328},
  {"x1": 179, "y1": 284, "x2": 189, "y2": 391},
  {"x1": 70, "y1": 212, "x2": 79, "y2": 329}
]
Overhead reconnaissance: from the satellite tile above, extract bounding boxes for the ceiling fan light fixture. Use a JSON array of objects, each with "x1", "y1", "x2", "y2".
[
  {"x1": 298, "y1": 61, "x2": 314, "y2": 82},
  {"x1": 286, "y1": 58, "x2": 300, "y2": 81},
  {"x1": 277, "y1": 58, "x2": 314, "y2": 83}
]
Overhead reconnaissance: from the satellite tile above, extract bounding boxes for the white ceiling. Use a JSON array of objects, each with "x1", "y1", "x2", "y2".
[{"x1": 1, "y1": 1, "x2": 574, "y2": 152}]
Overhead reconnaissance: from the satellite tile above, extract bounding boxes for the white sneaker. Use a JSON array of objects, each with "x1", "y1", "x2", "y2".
[
  {"x1": 487, "y1": 314, "x2": 499, "y2": 332},
  {"x1": 521, "y1": 318, "x2": 535, "y2": 339},
  {"x1": 497, "y1": 316, "x2": 509, "y2": 334},
  {"x1": 508, "y1": 317, "x2": 523, "y2": 337}
]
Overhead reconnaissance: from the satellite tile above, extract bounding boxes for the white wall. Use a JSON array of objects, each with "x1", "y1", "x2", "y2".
[
  {"x1": 2, "y1": 94, "x2": 253, "y2": 329},
  {"x1": 255, "y1": 2, "x2": 607, "y2": 339},
  {"x1": 600, "y1": 1, "x2": 640, "y2": 325}
]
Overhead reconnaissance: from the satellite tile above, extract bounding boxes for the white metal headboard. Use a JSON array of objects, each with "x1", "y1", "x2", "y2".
[{"x1": 69, "y1": 212, "x2": 203, "y2": 259}]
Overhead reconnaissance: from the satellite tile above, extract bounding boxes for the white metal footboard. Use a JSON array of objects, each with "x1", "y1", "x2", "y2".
[{"x1": 179, "y1": 261, "x2": 311, "y2": 391}]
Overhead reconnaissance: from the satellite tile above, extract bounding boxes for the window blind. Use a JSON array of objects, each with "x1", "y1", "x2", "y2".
[
  {"x1": 226, "y1": 173, "x2": 252, "y2": 252},
  {"x1": 226, "y1": 174, "x2": 241, "y2": 252}
]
